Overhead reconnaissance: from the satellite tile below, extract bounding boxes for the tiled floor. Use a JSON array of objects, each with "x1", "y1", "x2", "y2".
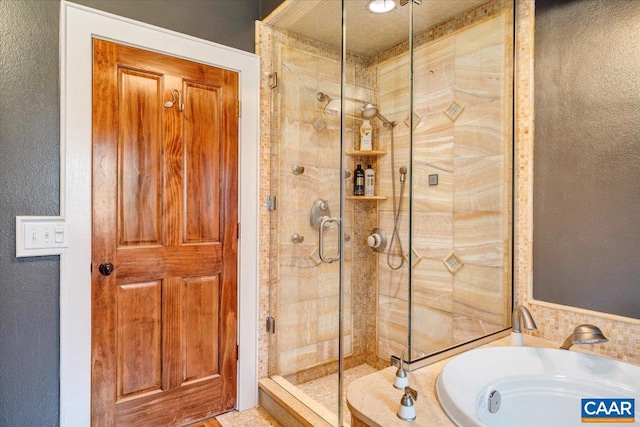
[
  {"x1": 187, "y1": 407, "x2": 280, "y2": 427},
  {"x1": 216, "y1": 407, "x2": 281, "y2": 427},
  {"x1": 296, "y1": 364, "x2": 378, "y2": 424},
  {"x1": 197, "y1": 364, "x2": 378, "y2": 427}
]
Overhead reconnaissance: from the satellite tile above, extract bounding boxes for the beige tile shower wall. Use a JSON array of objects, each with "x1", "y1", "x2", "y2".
[
  {"x1": 375, "y1": 9, "x2": 513, "y2": 361},
  {"x1": 258, "y1": 22, "x2": 379, "y2": 380},
  {"x1": 277, "y1": 43, "x2": 350, "y2": 376},
  {"x1": 514, "y1": 0, "x2": 640, "y2": 364}
]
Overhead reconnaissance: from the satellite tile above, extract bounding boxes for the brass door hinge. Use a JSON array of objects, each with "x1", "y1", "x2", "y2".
[
  {"x1": 266, "y1": 195, "x2": 277, "y2": 211},
  {"x1": 268, "y1": 72, "x2": 278, "y2": 89},
  {"x1": 266, "y1": 316, "x2": 276, "y2": 334}
]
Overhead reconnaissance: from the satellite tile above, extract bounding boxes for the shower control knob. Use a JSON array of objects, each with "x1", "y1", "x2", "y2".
[
  {"x1": 367, "y1": 234, "x2": 382, "y2": 248},
  {"x1": 367, "y1": 228, "x2": 387, "y2": 253}
]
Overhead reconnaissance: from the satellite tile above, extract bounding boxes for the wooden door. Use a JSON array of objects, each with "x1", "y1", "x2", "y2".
[{"x1": 91, "y1": 39, "x2": 239, "y2": 426}]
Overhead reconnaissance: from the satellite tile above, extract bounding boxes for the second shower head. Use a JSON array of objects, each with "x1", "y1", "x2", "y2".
[{"x1": 361, "y1": 103, "x2": 395, "y2": 127}]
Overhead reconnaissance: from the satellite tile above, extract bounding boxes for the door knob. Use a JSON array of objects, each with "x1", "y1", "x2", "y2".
[{"x1": 98, "y1": 262, "x2": 114, "y2": 276}]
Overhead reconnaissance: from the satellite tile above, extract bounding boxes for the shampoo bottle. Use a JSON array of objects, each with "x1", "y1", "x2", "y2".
[
  {"x1": 354, "y1": 164, "x2": 365, "y2": 196},
  {"x1": 365, "y1": 165, "x2": 375, "y2": 196},
  {"x1": 360, "y1": 120, "x2": 373, "y2": 151}
]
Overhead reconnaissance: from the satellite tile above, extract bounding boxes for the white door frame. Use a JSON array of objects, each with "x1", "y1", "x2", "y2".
[{"x1": 59, "y1": 2, "x2": 260, "y2": 425}]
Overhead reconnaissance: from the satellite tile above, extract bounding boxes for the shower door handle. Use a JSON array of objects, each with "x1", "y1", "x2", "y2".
[{"x1": 318, "y1": 216, "x2": 341, "y2": 264}]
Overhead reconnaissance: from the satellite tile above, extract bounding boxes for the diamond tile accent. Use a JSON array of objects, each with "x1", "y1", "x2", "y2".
[
  {"x1": 443, "y1": 250, "x2": 463, "y2": 274},
  {"x1": 404, "y1": 111, "x2": 423, "y2": 130},
  {"x1": 311, "y1": 115, "x2": 326, "y2": 132},
  {"x1": 408, "y1": 247, "x2": 422, "y2": 268},
  {"x1": 444, "y1": 100, "x2": 464, "y2": 122}
]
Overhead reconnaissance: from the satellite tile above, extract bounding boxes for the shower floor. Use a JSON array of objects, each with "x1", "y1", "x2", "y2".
[{"x1": 296, "y1": 363, "x2": 378, "y2": 425}]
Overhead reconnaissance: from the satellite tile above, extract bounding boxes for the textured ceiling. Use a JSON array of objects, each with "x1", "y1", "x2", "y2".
[{"x1": 263, "y1": 0, "x2": 488, "y2": 57}]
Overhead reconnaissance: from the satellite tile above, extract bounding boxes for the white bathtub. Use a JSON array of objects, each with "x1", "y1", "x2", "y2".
[{"x1": 436, "y1": 346, "x2": 640, "y2": 427}]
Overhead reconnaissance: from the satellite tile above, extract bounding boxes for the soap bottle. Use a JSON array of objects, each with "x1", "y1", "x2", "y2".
[
  {"x1": 365, "y1": 165, "x2": 375, "y2": 196},
  {"x1": 359, "y1": 120, "x2": 373, "y2": 151},
  {"x1": 354, "y1": 164, "x2": 365, "y2": 196}
]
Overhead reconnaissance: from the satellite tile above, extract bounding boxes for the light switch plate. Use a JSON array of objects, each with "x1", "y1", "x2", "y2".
[{"x1": 16, "y1": 216, "x2": 68, "y2": 257}]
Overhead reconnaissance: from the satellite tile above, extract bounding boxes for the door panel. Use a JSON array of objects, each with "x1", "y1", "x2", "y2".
[
  {"x1": 184, "y1": 275, "x2": 220, "y2": 381},
  {"x1": 118, "y1": 69, "x2": 163, "y2": 246},
  {"x1": 183, "y1": 81, "x2": 222, "y2": 243},
  {"x1": 92, "y1": 38, "x2": 238, "y2": 426},
  {"x1": 117, "y1": 281, "x2": 162, "y2": 398}
]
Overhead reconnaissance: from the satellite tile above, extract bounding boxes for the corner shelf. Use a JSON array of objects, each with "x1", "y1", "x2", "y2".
[
  {"x1": 345, "y1": 150, "x2": 387, "y2": 157},
  {"x1": 344, "y1": 195, "x2": 387, "y2": 201}
]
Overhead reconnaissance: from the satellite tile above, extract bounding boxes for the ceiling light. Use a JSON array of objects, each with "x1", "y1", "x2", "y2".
[{"x1": 368, "y1": 0, "x2": 396, "y2": 14}]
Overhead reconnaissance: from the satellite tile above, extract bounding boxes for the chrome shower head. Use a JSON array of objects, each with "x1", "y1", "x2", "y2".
[
  {"x1": 361, "y1": 103, "x2": 395, "y2": 127},
  {"x1": 560, "y1": 324, "x2": 609, "y2": 350}
]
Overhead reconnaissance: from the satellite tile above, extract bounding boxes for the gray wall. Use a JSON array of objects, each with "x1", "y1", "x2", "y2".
[
  {"x1": 533, "y1": 0, "x2": 640, "y2": 318},
  {"x1": 0, "y1": 0, "x2": 260, "y2": 425},
  {"x1": 260, "y1": 0, "x2": 284, "y2": 19}
]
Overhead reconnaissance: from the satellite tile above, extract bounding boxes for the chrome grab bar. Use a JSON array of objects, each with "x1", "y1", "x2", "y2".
[{"x1": 318, "y1": 216, "x2": 341, "y2": 263}]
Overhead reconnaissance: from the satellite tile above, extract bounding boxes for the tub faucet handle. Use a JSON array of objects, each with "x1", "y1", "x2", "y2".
[
  {"x1": 393, "y1": 349, "x2": 408, "y2": 389},
  {"x1": 397, "y1": 386, "x2": 417, "y2": 421}
]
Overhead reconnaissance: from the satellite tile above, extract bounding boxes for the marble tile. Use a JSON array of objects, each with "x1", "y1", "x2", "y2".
[
  {"x1": 317, "y1": 296, "x2": 341, "y2": 342},
  {"x1": 377, "y1": 295, "x2": 409, "y2": 360},
  {"x1": 375, "y1": 142, "x2": 411, "y2": 213},
  {"x1": 278, "y1": 344, "x2": 319, "y2": 376},
  {"x1": 413, "y1": 38, "x2": 456, "y2": 114},
  {"x1": 278, "y1": 300, "x2": 318, "y2": 352},
  {"x1": 316, "y1": 263, "x2": 341, "y2": 299},
  {"x1": 378, "y1": 53, "x2": 410, "y2": 95},
  {"x1": 454, "y1": 44, "x2": 505, "y2": 102},
  {"x1": 412, "y1": 162, "x2": 454, "y2": 213},
  {"x1": 317, "y1": 54, "x2": 341, "y2": 84},
  {"x1": 453, "y1": 263, "x2": 509, "y2": 325},
  {"x1": 278, "y1": 262, "x2": 318, "y2": 306},
  {"x1": 455, "y1": 11, "x2": 507, "y2": 58},
  {"x1": 411, "y1": 211, "x2": 454, "y2": 260},
  {"x1": 411, "y1": 305, "x2": 454, "y2": 358},
  {"x1": 412, "y1": 111, "x2": 455, "y2": 164},
  {"x1": 454, "y1": 211, "x2": 505, "y2": 267},
  {"x1": 411, "y1": 258, "x2": 454, "y2": 313},
  {"x1": 453, "y1": 313, "x2": 504, "y2": 344},
  {"x1": 454, "y1": 100, "x2": 507, "y2": 158},
  {"x1": 282, "y1": 45, "x2": 320, "y2": 75},
  {"x1": 378, "y1": 88, "x2": 412, "y2": 128},
  {"x1": 454, "y1": 154, "x2": 504, "y2": 213},
  {"x1": 279, "y1": 118, "x2": 318, "y2": 160},
  {"x1": 317, "y1": 334, "x2": 353, "y2": 363},
  {"x1": 279, "y1": 69, "x2": 320, "y2": 122}
]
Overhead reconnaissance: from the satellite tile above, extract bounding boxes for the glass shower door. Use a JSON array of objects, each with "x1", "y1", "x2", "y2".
[{"x1": 266, "y1": 1, "x2": 349, "y2": 423}]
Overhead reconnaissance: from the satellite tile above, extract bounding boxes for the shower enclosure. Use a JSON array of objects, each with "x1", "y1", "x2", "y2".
[{"x1": 258, "y1": 0, "x2": 514, "y2": 425}]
